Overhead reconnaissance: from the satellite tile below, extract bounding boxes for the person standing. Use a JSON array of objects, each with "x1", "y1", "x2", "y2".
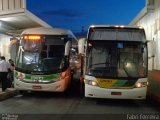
[
  {"x1": 8, "y1": 59, "x2": 15, "y2": 87},
  {"x1": 0, "y1": 56, "x2": 11, "y2": 92}
]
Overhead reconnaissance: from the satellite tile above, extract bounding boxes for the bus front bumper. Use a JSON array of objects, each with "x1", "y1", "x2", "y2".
[
  {"x1": 85, "y1": 84, "x2": 147, "y2": 99},
  {"x1": 14, "y1": 78, "x2": 70, "y2": 92}
]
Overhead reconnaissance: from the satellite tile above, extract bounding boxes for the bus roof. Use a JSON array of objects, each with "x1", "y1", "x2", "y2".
[
  {"x1": 89, "y1": 25, "x2": 144, "y2": 30},
  {"x1": 88, "y1": 25, "x2": 146, "y2": 41},
  {"x1": 21, "y1": 27, "x2": 77, "y2": 40}
]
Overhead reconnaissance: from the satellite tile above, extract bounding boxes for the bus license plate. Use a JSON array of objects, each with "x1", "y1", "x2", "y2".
[
  {"x1": 32, "y1": 85, "x2": 42, "y2": 90},
  {"x1": 111, "y1": 92, "x2": 121, "y2": 95}
]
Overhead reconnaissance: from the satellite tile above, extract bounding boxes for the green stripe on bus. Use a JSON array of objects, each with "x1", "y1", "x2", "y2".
[
  {"x1": 112, "y1": 80, "x2": 136, "y2": 87},
  {"x1": 15, "y1": 71, "x2": 61, "y2": 81},
  {"x1": 112, "y1": 80, "x2": 127, "y2": 87},
  {"x1": 123, "y1": 80, "x2": 136, "y2": 86},
  {"x1": 26, "y1": 74, "x2": 61, "y2": 80}
]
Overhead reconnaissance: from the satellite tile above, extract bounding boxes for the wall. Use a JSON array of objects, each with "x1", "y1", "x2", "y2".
[
  {"x1": 0, "y1": 0, "x2": 26, "y2": 60},
  {"x1": 131, "y1": 0, "x2": 160, "y2": 100},
  {"x1": 131, "y1": 0, "x2": 160, "y2": 71},
  {"x1": 0, "y1": 33, "x2": 11, "y2": 60},
  {"x1": 0, "y1": 0, "x2": 25, "y2": 12}
]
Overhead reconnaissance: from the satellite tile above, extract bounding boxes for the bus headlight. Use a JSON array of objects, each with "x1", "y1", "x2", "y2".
[
  {"x1": 85, "y1": 79, "x2": 98, "y2": 86},
  {"x1": 135, "y1": 82, "x2": 148, "y2": 88},
  {"x1": 17, "y1": 73, "x2": 25, "y2": 80}
]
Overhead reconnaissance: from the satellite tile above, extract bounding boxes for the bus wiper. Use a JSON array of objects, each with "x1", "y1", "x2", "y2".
[
  {"x1": 89, "y1": 62, "x2": 111, "y2": 68},
  {"x1": 123, "y1": 66, "x2": 130, "y2": 77},
  {"x1": 89, "y1": 62, "x2": 106, "y2": 67}
]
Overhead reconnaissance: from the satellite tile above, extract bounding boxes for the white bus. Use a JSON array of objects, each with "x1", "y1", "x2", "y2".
[
  {"x1": 14, "y1": 27, "x2": 76, "y2": 92},
  {"x1": 78, "y1": 25, "x2": 148, "y2": 99}
]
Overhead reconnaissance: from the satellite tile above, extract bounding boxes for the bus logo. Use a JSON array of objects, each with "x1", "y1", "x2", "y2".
[
  {"x1": 97, "y1": 78, "x2": 117, "y2": 88},
  {"x1": 31, "y1": 76, "x2": 44, "y2": 81}
]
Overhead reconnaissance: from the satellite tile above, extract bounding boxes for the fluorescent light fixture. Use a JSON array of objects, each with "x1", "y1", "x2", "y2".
[
  {"x1": 0, "y1": 17, "x2": 14, "y2": 22},
  {"x1": 139, "y1": 26, "x2": 143, "y2": 29},
  {"x1": 90, "y1": 25, "x2": 95, "y2": 28},
  {"x1": 120, "y1": 25, "x2": 125, "y2": 28}
]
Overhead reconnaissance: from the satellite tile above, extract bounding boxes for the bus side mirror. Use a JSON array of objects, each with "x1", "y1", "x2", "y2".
[
  {"x1": 9, "y1": 38, "x2": 19, "y2": 62},
  {"x1": 147, "y1": 40, "x2": 155, "y2": 59},
  {"x1": 65, "y1": 41, "x2": 71, "y2": 56},
  {"x1": 78, "y1": 38, "x2": 86, "y2": 56}
]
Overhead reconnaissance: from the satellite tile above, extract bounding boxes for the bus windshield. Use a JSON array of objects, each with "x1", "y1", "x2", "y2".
[
  {"x1": 86, "y1": 41, "x2": 147, "y2": 78},
  {"x1": 16, "y1": 45, "x2": 65, "y2": 72},
  {"x1": 16, "y1": 35, "x2": 66, "y2": 72}
]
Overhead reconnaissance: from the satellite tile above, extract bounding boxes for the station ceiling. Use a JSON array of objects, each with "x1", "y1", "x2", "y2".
[{"x1": 0, "y1": 10, "x2": 52, "y2": 36}]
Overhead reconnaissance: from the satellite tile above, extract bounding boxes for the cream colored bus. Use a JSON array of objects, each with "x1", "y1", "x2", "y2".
[{"x1": 79, "y1": 25, "x2": 148, "y2": 99}]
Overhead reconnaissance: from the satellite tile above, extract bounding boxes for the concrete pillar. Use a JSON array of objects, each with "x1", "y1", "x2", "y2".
[{"x1": 0, "y1": 0, "x2": 26, "y2": 12}]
